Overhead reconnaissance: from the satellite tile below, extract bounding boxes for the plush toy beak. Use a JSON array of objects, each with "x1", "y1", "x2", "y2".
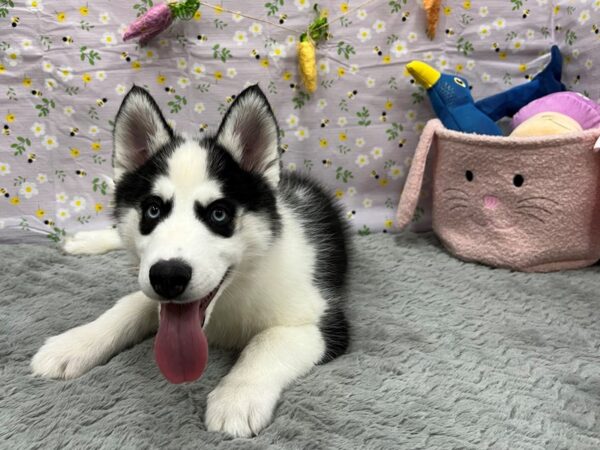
[{"x1": 407, "y1": 61, "x2": 441, "y2": 90}]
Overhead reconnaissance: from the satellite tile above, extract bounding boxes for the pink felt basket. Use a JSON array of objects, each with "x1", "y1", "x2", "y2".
[{"x1": 397, "y1": 119, "x2": 600, "y2": 272}]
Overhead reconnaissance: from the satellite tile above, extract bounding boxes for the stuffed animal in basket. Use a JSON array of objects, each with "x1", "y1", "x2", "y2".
[
  {"x1": 406, "y1": 46, "x2": 566, "y2": 135},
  {"x1": 511, "y1": 91, "x2": 600, "y2": 136}
]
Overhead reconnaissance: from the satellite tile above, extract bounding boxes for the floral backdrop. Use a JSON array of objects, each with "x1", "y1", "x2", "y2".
[{"x1": 1, "y1": 0, "x2": 599, "y2": 242}]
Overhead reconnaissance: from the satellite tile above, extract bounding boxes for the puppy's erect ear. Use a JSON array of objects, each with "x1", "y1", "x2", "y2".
[
  {"x1": 216, "y1": 85, "x2": 280, "y2": 186},
  {"x1": 113, "y1": 86, "x2": 174, "y2": 177}
]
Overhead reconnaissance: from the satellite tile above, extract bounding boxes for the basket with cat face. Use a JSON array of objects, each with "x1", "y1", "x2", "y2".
[{"x1": 396, "y1": 119, "x2": 600, "y2": 272}]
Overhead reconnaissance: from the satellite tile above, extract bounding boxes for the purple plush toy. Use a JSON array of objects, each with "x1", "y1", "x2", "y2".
[{"x1": 513, "y1": 91, "x2": 600, "y2": 131}]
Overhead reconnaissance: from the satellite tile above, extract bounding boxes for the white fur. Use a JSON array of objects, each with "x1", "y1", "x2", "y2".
[
  {"x1": 32, "y1": 87, "x2": 333, "y2": 438},
  {"x1": 63, "y1": 229, "x2": 123, "y2": 255},
  {"x1": 153, "y1": 144, "x2": 222, "y2": 206},
  {"x1": 203, "y1": 207, "x2": 327, "y2": 436},
  {"x1": 205, "y1": 205, "x2": 326, "y2": 348},
  {"x1": 31, "y1": 291, "x2": 158, "y2": 379},
  {"x1": 132, "y1": 143, "x2": 241, "y2": 303},
  {"x1": 205, "y1": 324, "x2": 325, "y2": 437},
  {"x1": 33, "y1": 202, "x2": 327, "y2": 436}
]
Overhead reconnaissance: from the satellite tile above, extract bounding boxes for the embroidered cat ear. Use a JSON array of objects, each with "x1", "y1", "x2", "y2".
[{"x1": 113, "y1": 86, "x2": 174, "y2": 177}]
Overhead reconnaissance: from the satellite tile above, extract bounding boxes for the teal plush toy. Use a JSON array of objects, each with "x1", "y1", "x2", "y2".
[{"x1": 406, "y1": 45, "x2": 566, "y2": 135}]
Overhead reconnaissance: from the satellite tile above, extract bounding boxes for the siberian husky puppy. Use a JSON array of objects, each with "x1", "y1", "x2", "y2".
[{"x1": 31, "y1": 85, "x2": 350, "y2": 437}]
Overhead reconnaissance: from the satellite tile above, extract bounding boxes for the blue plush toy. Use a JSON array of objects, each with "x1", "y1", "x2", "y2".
[{"x1": 406, "y1": 45, "x2": 566, "y2": 135}]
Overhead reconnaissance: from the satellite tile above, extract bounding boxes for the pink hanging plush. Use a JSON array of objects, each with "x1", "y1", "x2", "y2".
[{"x1": 123, "y1": 0, "x2": 199, "y2": 45}]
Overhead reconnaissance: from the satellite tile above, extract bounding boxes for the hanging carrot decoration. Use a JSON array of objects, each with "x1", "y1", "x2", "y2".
[
  {"x1": 297, "y1": 40, "x2": 317, "y2": 93},
  {"x1": 423, "y1": 0, "x2": 442, "y2": 40},
  {"x1": 123, "y1": 0, "x2": 200, "y2": 45},
  {"x1": 297, "y1": 5, "x2": 329, "y2": 94}
]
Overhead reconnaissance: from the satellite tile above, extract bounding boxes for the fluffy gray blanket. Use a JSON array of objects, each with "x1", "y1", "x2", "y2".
[{"x1": 2, "y1": 234, "x2": 600, "y2": 449}]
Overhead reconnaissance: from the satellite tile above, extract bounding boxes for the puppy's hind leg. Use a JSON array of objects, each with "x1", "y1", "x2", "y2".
[
  {"x1": 31, "y1": 291, "x2": 158, "y2": 379},
  {"x1": 63, "y1": 228, "x2": 123, "y2": 255},
  {"x1": 205, "y1": 324, "x2": 326, "y2": 438}
]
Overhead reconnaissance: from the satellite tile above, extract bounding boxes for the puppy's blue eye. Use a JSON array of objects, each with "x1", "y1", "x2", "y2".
[
  {"x1": 146, "y1": 204, "x2": 161, "y2": 220},
  {"x1": 210, "y1": 207, "x2": 229, "y2": 223}
]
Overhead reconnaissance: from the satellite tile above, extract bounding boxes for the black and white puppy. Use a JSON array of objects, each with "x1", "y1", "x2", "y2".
[{"x1": 31, "y1": 85, "x2": 350, "y2": 437}]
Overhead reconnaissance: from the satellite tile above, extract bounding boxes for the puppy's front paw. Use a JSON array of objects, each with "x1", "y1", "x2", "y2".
[
  {"x1": 63, "y1": 232, "x2": 98, "y2": 255},
  {"x1": 205, "y1": 381, "x2": 279, "y2": 438},
  {"x1": 62, "y1": 229, "x2": 121, "y2": 255},
  {"x1": 31, "y1": 326, "x2": 106, "y2": 379}
]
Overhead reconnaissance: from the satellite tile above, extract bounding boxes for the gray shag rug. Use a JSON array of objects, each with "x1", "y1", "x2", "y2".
[{"x1": 2, "y1": 233, "x2": 600, "y2": 449}]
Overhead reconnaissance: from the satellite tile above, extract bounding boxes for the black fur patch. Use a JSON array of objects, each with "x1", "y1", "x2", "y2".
[
  {"x1": 204, "y1": 138, "x2": 281, "y2": 237},
  {"x1": 319, "y1": 307, "x2": 350, "y2": 363},
  {"x1": 140, "y1": 196, "x2": 173, "y2": 235},
  {"x1": 279, "y1": 173, "x2": 350, "y2": 362},
  {"x1": 194, "y1": 199, "x2": 237, "y2": 238},
  {"x1": 114, "y1": 134, "x2": 281, "y2": 240},
  {"x1": 113, "y1": 136, "x2": 182, "y2": 220}
]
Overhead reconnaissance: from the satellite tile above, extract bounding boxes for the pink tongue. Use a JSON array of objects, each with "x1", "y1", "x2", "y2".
[{"x1": 154, "y1": 301, "x2": 208, "y2": 384}]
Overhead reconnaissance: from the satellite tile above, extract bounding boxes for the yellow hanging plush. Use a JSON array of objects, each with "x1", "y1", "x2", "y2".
[
  {"x1": 297, "y1": 39, "x2": 317, "y2": 93},
  {"x1": 297, "y1": 5, "x2": 329, "y2": 93}
]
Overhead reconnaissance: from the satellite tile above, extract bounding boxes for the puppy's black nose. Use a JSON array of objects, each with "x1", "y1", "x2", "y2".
[{"x1": 149, "y1": 259, "x2": 192, "y2": 299}]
